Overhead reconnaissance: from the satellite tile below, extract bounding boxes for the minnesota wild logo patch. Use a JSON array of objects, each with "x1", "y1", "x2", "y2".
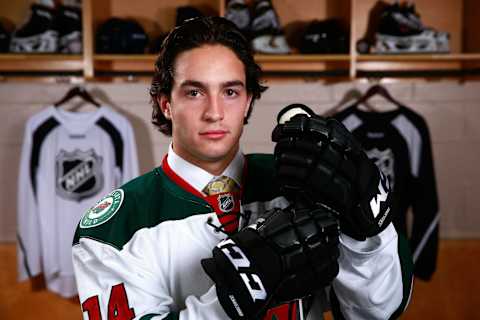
[{"x1": 80, "y1": 189, "x2": 124, "y2": 228}]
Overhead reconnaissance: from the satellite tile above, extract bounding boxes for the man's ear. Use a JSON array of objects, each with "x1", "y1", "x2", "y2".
[{"x1": 158, "y1": 95, "x2": 171, "y2": 120}]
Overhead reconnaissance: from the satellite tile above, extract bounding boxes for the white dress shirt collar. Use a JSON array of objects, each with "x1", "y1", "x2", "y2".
[{"x1": 167, "y1": 144, "x2": 244, "y2": 193}]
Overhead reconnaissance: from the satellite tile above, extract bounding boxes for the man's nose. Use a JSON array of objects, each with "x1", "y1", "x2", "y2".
[{"x1": 204, "y1": 96, "x2": 224, "y2": 122}]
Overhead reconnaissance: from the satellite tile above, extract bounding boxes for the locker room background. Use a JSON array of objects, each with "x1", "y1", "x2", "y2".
[{"x1": 0, "y1": 80, "x2": 479, "y2": 319}]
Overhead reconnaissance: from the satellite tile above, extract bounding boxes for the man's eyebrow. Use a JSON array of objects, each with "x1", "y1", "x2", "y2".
[
  {"x1": 178, "y1": 80, "x2": 246, "y2": 89},
  {"x1": 222, "y1": 80, "x2": 245, "y2": 88},
  {"x1": 179, "y1": 80, "x2": 207, "y2": 89}
]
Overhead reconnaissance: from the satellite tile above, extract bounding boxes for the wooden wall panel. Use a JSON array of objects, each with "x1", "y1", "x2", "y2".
[
  {"x1": 0, "y1": 0, "x2": 32, "y2": 30},
  {"x1": 463, "y1": 0, "x2": 480, "y2": 52}
]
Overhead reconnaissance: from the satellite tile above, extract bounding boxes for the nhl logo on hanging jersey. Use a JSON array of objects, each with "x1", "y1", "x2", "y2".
[
  {"x1": 366, "y1": 148, "x2": 395, "y2": 189},
  {"x1": 218, "y1": 193, "x2": 234, "y2": 213},
  {"x1": 56, "y1": 148, "x2": 104, "y2": 202}
]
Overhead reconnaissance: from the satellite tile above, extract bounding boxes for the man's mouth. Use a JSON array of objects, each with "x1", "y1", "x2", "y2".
[{"x1": 199, "y1": 130, "x2": 229, "y2": 140}]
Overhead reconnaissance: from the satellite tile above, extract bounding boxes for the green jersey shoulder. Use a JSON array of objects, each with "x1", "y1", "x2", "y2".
[{"x1": 73, "y1": 153, "x2": 280, "y2": 249}]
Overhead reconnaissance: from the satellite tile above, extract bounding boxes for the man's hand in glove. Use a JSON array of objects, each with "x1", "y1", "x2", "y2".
[
  {"x1": 271, "y1": 104, "x2": 393, "y2": 240},
  {"x1": 201, "y1": 204, "x2": 340, "y2": 320}
]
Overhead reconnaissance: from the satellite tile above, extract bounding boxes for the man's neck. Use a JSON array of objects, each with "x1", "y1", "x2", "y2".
[
  {"x1": 172, "y1": 144, "x2": 239, "y2": 176},
  {"x1": 196, "y1": 160, "x2": 230, "y2": 176}
]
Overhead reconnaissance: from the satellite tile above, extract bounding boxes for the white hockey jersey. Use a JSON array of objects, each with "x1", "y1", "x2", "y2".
[
  {"x1": 17, "y1": 105, "x2": 139, "y2": 298},
  {"x1": 72, "y1": 148, "x2": 414, "y2": 320}
]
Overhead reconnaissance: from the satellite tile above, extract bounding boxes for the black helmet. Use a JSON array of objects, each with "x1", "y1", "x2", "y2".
[
  {"x1": 175, "y1": 6, "x2": 204, "y2": 26},
  {"x1": 300, "y1": 19, "x2": 349, "y2": 54},
  {"x1": 0, "y1": 22, "x2": 10, "y2": 53},
  {"x1": 96, "y1": 18, "x2": 149, "y2": 54}
]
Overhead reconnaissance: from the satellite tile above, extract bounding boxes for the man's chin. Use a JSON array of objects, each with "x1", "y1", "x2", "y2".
[
  {"x1": 198, "y1": 143, "x2": 238, "y2": 163},
  {"x1": 200, "y1": 150, "x2": 232, "y2": 163}
]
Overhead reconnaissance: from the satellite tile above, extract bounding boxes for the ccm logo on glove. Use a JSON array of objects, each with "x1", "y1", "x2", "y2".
[
  {"x1": 217, "y1": 239, "x2": 267, "y2": 302},
  {"x1": 370, "y1": 171, "x2": 390, "y2": 219}
]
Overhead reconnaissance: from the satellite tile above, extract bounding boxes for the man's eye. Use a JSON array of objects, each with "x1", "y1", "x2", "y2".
[
  {"x1": 225, "y1": 89, "x2": 238, "y2": 97},
  {"x1": 188, "y1": 90, "x2": 200, "y2": 97}
]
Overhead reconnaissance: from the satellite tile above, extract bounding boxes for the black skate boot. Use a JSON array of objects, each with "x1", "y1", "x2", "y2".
[
  {"x1": 10, "y1": 4, "x2": 58, "y2": 53},
  {"x1": 251, "y1": 0, "x2": 290, "y2": 54},
  {"x1": 373, "y1": 1, "x2": 449, "y2": 53},
  {"x1": 224, "y1": 0, "x2": 251, "y2": 37},
  {"x1": 56, "y1": 5, "x2": 82, "y2": 54}
]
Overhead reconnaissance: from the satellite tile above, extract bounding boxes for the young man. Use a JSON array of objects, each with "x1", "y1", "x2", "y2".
[{"x1": 73, "y1": 17, "x2": 413, "y2": 320}]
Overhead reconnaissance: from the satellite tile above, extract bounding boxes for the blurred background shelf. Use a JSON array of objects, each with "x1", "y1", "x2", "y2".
[
  {"x1": 0, "y1": 54, "x2": 83, "y2": 72},
  {"x1": 356, "y1": 53, "x2": 480, "y2": 72},
  {"x1": 255, "y1": 54, "x2": 350, "y2": 73},
  {"x1": 2, "y1": 0, "x2": 480, "y2": 80},
  {"x1": 93, "y1": 54, "x2": 157, "y2": 73}
]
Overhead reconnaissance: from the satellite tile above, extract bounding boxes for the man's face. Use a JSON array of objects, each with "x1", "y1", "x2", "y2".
[{"x1": 160, "y1": 44, "x2": 252, "y2": 172}]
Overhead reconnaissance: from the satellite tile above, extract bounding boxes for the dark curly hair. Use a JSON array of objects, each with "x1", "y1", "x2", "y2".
[{"x1": 149, "y1": 16, "x2": 268, "y2": 136}]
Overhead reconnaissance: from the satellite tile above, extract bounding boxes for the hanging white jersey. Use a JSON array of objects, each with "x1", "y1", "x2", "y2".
[{"x1": 17, "y1": 105, "x2": 139, "y2": 298}]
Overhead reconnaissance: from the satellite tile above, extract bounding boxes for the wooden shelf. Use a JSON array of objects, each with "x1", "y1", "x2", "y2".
[
  {"x1": 0, "y1": 54, "x2": 83, "y2": 72},
  {"x1": 256, "y1": 54, "x2": 350, "y2": 72},
  {"x1": 94, "y1": 54, "x2": 156, "y2": 73},
  {"x1": 356, "y1": 53, "x2": 480, "y2": 72},
  {"x1": 2, "y1": 0, "x2": 480, "y2": 79},
  {"x1": 91, "y1": 54, "x2": 351, "y2": 74},
  {"x1": 357, "y1": 53, "x2": 480, "y2": 61},
  {"x1": 4, "y1": 52, "x2": 480, "y2": 75}
]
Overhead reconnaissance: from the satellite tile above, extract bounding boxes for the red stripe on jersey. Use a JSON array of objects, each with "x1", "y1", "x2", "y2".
[
  {"x1": 161, "y1": 155, "x2": 206, "y2": 199},
  {"x1": 263, "y1": 300, "x2": 300, "y2": 320},
  {"x1": 161, "y1": 154, "x2": 247, "y2": 233}
]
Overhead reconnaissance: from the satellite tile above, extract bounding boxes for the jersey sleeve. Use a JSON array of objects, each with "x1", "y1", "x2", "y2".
[
  {"x1": 72, "y1": 184, "x2": 230, "y2": 320},
  {"x1": 17, "y1": 120, "x2": 42, "y2": 281},
  {"x1": 329, "y1": 224, "x2": 414, "y2": 320},
  {"x1": 73, "y1": 237, "x2": 229, "y2": 320},
  {"x1": 409, "y1": 120, "x2": 439, "y2": 280}
]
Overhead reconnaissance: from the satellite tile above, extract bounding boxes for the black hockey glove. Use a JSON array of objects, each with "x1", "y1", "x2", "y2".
[
  {"x1": 271, "y1": 104, "x2": 393, "y2": 241},
  {"x1": 201, "y1": 204, "x2": 340, "y2": 320}
]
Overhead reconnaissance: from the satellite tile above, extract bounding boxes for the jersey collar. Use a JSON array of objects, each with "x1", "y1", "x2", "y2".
[{"x1": 49, "y1": 105, "x2": 107, "y2": 134}]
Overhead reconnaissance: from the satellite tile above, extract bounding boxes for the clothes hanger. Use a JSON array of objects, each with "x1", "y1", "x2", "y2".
[
  {"x1": 354, "y1": 84, "x2": 403, "y2": 111},
  {"x1": 54, "y1": 86, "x2": 101, "y2": 108},
  {"x1": 322, "y1": 88, "x2": 363, "y2": 117}
]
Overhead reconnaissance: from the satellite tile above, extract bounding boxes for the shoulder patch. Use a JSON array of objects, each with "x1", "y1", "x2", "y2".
[{"x1": 80, "y1": 189, "x2": 124, "y2": 229}]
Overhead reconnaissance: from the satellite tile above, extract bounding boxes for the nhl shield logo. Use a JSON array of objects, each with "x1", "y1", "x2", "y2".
[
  {"x1": 366, "y1": 148, "x2": 395, "y2": 189},
  {"x1": 217, "y1": 193, "x2": 234, "y2": 213},
  {"x1": 56, "y1": 148, "x2": 104, "y2": 202}
]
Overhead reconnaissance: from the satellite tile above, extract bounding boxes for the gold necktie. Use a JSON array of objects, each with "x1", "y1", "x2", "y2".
[{"x1": 203, "y1": 176, "x2": 240, "y2": 195}]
